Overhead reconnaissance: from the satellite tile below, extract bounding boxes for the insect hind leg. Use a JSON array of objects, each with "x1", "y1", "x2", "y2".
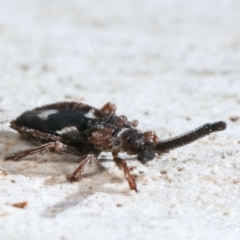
[{"x1": 5, "y1": 141, "x2": 81, "y2": 161}]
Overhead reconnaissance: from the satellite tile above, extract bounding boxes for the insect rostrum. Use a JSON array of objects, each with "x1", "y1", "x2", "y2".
[{"x1": 5, "y1": 102, "x2": 226, "y2": 192}]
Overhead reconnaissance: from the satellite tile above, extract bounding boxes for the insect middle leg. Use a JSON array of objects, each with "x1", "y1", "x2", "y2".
[
  {"x1": 5, "y1": 141, "x2": 81, "y2": 161},
  {"x1": 67, "y1": 154, "x2": 98, "y2": 182}
]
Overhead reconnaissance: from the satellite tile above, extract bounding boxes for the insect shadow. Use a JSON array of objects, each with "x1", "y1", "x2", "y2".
[
  {"x1": 40, "y1": 158, "x2": 138, "y2": 218},
  {"x1": 40, "y1": 182, "x2": 127, "y2": 218},
  {"x1": 0, "y1": 130, "x2": 106, "y2": 178}
]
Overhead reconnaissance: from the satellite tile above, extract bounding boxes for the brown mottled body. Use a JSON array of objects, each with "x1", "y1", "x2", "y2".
[{"x1": 5, "y1": 102, "x2": 226, "y2": 192}]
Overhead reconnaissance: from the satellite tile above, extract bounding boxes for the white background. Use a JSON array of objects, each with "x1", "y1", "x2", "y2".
[{"x1": 0, "y1": 0, "x2": 240, "y2": 239}]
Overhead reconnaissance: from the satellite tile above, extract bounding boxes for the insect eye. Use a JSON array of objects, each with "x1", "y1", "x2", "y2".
[{"x1": 137, "y1": 147, "x2": 155, "y2": 164}]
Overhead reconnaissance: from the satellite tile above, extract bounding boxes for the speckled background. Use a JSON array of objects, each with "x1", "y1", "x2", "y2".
[{"x1": 0, "y1": 0, "x2": 240, "y2": 239}]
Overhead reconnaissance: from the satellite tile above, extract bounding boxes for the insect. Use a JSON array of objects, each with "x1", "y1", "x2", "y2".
[{"x1": 5, "y1": 101, "x2": 226, "y2": 192}]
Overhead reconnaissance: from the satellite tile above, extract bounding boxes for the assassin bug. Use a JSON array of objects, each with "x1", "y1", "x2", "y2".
[{"x1": 5, "y1": 102, "x2": 226, "y2": 192}]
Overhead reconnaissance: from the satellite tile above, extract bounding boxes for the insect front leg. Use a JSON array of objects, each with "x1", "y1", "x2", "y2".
[
  {"x1": 67, "y1": 154, "x2": 99, "y2": 182},
  {"x1": 113, "y1": 153, "x2": 138, "y2": 192},
  {"x1": 5, "y1": 141, "x2": 81, "y2": 161}
]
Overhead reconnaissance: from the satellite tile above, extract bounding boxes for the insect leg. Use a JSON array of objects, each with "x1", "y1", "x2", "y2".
[
  {"x1": 114, "y1": 157, "x2": 138, "y2": 192},
  {"x1": 5, "y1": 141, "x2": 80, "y2": 161},
  {"x1": 67, "y1": 154, "x2": 98, "y2": 182}
]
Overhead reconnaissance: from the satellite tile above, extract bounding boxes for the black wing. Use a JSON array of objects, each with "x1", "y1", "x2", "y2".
[{"x1": 14, "y1": 102, "x2": 98, "y2": 135}]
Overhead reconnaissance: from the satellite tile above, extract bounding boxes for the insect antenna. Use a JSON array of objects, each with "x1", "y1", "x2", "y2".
[{"x1": 154, "y1": 121, "x2": 226, "y2": 153}]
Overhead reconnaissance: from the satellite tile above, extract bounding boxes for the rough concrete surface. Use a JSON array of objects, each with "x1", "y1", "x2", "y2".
[{"x1": 0, "y1": 0, "x2": 240, "y2": 239}]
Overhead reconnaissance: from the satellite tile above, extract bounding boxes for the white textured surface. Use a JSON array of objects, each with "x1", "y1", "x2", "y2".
[{"x1": 0, "y1": 0, "x2": 240, "y2": 239}]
